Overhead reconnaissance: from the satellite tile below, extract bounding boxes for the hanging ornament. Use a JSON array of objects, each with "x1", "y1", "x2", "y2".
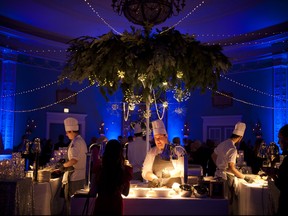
[
  {"x1": 252, "y1": 120, "x2": 262, "y2": 138},
  {"x1": 173, "y1": 87, "x2": 191, "y2": 102},
  {"x1": 25, "y1": 118, "x2": 37, "y2": 135},
  {"x1": 99, "y1": 122, "x2": 105, "y2": 135},
  {"x1": 117, "y1": 70, "x2": 125, "y2": 79},
  {"x1": 124, "y1": 89, "x2": 142, "y2": 104},
  {"x1": 111, "y1": 103, "x2": 119, "y2": 110},
  {"x1": 174, "y1": 107, "x2": 183, "y2": 114},
  {"x1": 183, "y1": 122, "x2": 190, "y2": 137}
]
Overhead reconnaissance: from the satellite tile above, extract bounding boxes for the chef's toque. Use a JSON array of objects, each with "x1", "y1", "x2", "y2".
[
  {"x1": 233, "y1": 122, "x2": 246, "y2": 136},
  {"x1": 152, "y1": 119, "x2": 167, "y2": 135},
  {"x1": 64, "y1": 117, "x2": 79, "y2": 132},
  {"x1": 134, "y1": 123, "x2": 142, "y2": 134}
]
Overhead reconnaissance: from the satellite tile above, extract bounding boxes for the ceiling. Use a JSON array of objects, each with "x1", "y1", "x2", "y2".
[{"x1": 0, "y1": 0, "x2": 288, "y2": 60}]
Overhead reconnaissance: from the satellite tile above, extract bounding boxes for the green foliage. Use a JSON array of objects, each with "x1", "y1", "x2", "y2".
[{"x1": 61, "y1": 28, "x2": 231, "y2": 101}]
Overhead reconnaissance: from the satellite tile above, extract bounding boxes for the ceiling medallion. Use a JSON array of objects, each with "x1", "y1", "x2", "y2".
[{"x1": 112, "y1": 0, "x2": 186, "y2": 26}]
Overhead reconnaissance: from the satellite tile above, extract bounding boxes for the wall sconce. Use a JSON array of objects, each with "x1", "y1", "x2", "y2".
[{"x1": 64, "y1": 108, "x2": 69, "y2": 113}]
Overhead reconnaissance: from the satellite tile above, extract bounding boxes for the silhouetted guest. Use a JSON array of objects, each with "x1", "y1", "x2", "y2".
[
  {"x1": 250, "y1": 138, "x2": 266, "y2": 174},
  {"x1": 172, "y1": 137, "x2": 181, "y2": 146},
  {"x1": 188, "y1": 140, "x2": 210, "y2": 175},
  {"x1": 265, "y1": 124, "x2": 288, "y2": 215},
  {"x1": 54, "y1": 134, "x2": 67, "y2": 150},
  {"x1": 91, "y1": 139, "x2": 132, "y2": 215},
  {"x1": 205, "y1": 139, "x2": 217, "y2": 176},
  {"x1": 238, "y1": 140, "x2": 253, "y2": 167},
  {"x1": 183, "y1": 137, "x2": 189, "y2": 153},
  {"x1": 40, "y1": 139, "x2": 54, "y2": 166},
  {"x1": 14, "y1": 134, "x2": 28, "y2": 152}
]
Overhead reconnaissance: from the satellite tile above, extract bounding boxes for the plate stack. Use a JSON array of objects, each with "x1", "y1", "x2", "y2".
[{"x1": 37, "y1": 170, "x2": 51, "y2": 182}]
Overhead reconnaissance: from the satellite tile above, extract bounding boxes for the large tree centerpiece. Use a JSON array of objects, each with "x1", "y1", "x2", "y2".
[{"x1": 60, "y1": 27, "x2": 231, "y2": 146}]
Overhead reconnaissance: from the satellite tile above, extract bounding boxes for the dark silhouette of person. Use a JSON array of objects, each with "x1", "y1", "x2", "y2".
[
  {"x1": 91, "y1": 139, "x2": 132, "y2": 215},
  {"x1": 54, "y1": 134, "x2": 68, "y2": 150}
]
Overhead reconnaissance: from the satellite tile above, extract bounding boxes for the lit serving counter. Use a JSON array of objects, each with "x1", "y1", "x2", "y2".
[{"x1": 71, "y1": 181, "x2": 229, "y2": 215}]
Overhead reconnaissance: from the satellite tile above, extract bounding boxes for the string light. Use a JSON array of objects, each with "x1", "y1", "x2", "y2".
[
  {"x1": 152, "y1": 89, "x2": 167, "y2": 120},
  {"x1": 160, "y1": 0, "x2": 205, "y2": 34},
  {"x1": 205, "y1": 39, "x2": 288, "y2": 46},
  {"x1": 1, "y1": 77, "x2": 68, "y2": 98},
  {"x1": 123, "y1": 102, "x2": 131, "y2": 121},
  {"x1": 220, "y1": 74, "x2": 288, "y2": 101},
  {"x1": 83, "y1": 0, "x2": 122, "y2": 35},
  {"x1": 0, "y1": 83, "x2": 95, "y2": 113},
  {"x1": 207, "y1": 87, "x2": 288, "y2": 110}
]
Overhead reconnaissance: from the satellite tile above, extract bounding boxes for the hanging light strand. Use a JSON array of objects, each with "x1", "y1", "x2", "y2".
[
  {"x1": 220, "y1": 74, "x2": 288, "y2": 101},
  {"x1": 152, "y1": 89, "x2": 166, "y2": 120},
  {"x1": 160, "y1": 0, "x2": 205, "y2": 34},
  {"x1": 122, "y1": 102, "x2": 130, "y2": 121},
  {"x1": 0, "y1": 83, "x2": 95, "y2": 113},
  {"x1": 1, "y1": 76, "x2": 68, "y2": 98},
  {"x1": 207, "y1": 87, "x2": 288, "y2": 110},
  {"x1": 83, "y1": 0, "x2": 122, "y2": 35}
]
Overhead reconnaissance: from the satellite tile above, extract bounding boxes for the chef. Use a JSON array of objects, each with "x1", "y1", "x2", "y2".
[
  {"x1": 57, "y1": 117, "x2": 88, "y2": 215},
  {"x1": 142, "y1": 119, "x2": 184, "y2": 188}
]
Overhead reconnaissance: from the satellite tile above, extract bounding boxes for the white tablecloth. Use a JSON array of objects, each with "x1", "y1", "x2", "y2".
[
  {"x1": 237, "y1": 178, "x2": 279, "y2": 215},
  {"x1": 33, "y1": 177, "x2": 64, "y2": 215}
]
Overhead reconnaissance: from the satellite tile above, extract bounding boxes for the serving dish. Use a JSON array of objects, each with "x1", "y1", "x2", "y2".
[
  {"x1": 151, "y1": 187, "x2": 171, "y2": 197},
  {"x1": 131, "y1": 187, "x2": 150, "y2": 197}
]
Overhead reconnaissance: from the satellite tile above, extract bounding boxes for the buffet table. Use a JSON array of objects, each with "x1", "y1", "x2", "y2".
[
  {"x1": 0, "y1": 177, "x2": 64, "y2": 215},
  {"x1": 71, "y1": 190, "x2": 229, "y2": 215},
  {"x1": 33, "y1": 177, "x2": 64, "y2": 215},
  {"x1": 0, "y1": 177, "x2": 34, "y2": 215},
  {"x1": 236, "y1": 177, "x2": 279, "y2": 215}
]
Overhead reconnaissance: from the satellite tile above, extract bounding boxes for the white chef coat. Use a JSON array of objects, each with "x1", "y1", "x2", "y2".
[
  {"x1": 142, "y1": 145, "x2": 184, "y2": 180},
  {"x1": 66, "y1": 135, "x2": 87, "y2": 182},
  {"x1": 214, "y1": 139, "x2": 237, "y2": 180}
]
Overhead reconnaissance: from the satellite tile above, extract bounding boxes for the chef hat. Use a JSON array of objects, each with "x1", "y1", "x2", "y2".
[
  {"x1": 64, "y1": 117, "x2": 79, "y2": 132},
  {"x1": 152, "y1": 119, "x2": 167, "y2": 135},
  {"x1": 233, "y1": 122, "x2": 246, "y2": 136},
  {"x1": 134, "y1": 123, "x2": 142, "y2": 134}
]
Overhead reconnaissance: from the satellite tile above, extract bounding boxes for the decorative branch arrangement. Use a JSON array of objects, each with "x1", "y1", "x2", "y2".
[{"x1": 60, "y1": 27, "x2": 231, "y2": 103}]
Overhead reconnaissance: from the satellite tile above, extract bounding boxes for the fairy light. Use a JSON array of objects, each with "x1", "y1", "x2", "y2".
[
  {"x1": 117, "y1": 70, "x2": 125, "y2": 79},
  {"x1": 176, "y1": 71, "x2": 184, "y2": 79},
  {"x1": 207, "y1": 87, "x2": 288, "y2": 110},
  {"x1": 220, "y1": 74, "x2": 288, "y2": 101},
  {"x1": 160, "y1": 0, "x2": 205, "y2": 34},
  {"x1": 152, "y1": 89, "x2": 167, "y2": 120},
  {"x1": 0, "y1": 83, "x2": 95, "y2": 113},
  {"x1": 123, "y1": 102, "x2": 130, "y2": 121},
  {"x1": 143, "y1": 110, "x2": 151, "y2": 119},
  {"x1": 1, "y1": 76, "x2": 68, "y2": 98},
  {"x1": 124, "y1": 89, "x2": 142, "y2": 104},
  {"x1": 173, "y1": 87, "x2": 191, "y2": 102},
  {"x1": 83, "y1": 0, "x2": 122, "y2": 35}
]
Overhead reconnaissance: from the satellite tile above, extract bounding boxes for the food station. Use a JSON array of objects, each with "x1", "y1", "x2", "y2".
[{"x1": 0, "y1": 134, "x2": 282, "y2": 216}]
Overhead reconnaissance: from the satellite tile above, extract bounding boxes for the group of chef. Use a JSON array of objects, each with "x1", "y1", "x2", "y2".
[
  {"x1": 58, "y1": 117, "x2": 251, "y2": 190},
  {"x1": 140, "y1": 120, "x2": 250, "y2": 188}
]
